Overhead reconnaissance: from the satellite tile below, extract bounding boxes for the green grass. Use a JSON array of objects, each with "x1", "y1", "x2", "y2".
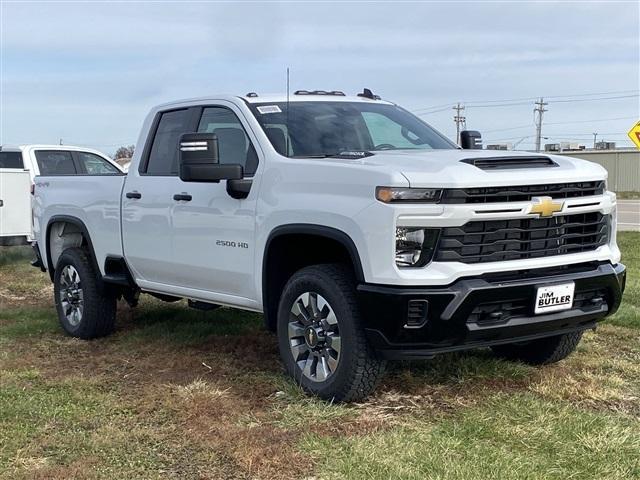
[
  {"x1": 609, "y1": 232, "x2": 640, "y2": 328},
  {"x1": 616, "y1": 191, "x2": 640, "y2": 200},
  {"x1": 0, "y1": 235, "x2": 638, "y2": 479},
  {"x1": 0, "y1": 307, "x2": 58, "y2": 340},
  {"x1": 121, "y1": 299, "x2": 263, "y2": 345},
  {"x1": 304, "y1": 393, "x2": 640, "y2": 480}
]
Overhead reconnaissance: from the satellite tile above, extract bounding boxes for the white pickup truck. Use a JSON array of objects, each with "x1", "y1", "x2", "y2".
[
  {"x1": 0, "y1": 145, "x2": 121, "y2": 245},
  {"x1": 32, "y1": 90, "x2": 626, "y2": 401}
]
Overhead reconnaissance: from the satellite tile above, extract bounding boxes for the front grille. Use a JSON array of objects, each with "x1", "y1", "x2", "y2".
[
  {"x1": 441, "y1": 181, "x2": 605, "y2": 204},
  {"x1": 468, "y1": 288, "x2": 608, "y2": 325},
  {"x1": 435, "y1": 212, "x2": 608, "y2": 264}
]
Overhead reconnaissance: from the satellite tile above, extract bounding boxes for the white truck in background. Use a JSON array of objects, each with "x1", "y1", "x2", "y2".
[
  {"x1": 0, "y1": 145, "x2": 121, "y2": 245},
  {"x1": 32, "y1": 90, "x2": 626, "y2": 401}
]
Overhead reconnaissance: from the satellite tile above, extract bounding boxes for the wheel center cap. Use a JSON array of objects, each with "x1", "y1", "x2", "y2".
[{"x1": 304, "y1": 326, "x2": 324, "y2": 348}]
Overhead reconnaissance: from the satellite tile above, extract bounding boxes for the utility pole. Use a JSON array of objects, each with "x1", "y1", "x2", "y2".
[
  {"x1": 453, "y1": 103, "x2": 466, "y2": 144},
  {"x1": 592, "y1": 132, "x2": 598, "y2": 148},
  {"x1": 534, "y1": 97, "x2": 547, "y2": 152}
]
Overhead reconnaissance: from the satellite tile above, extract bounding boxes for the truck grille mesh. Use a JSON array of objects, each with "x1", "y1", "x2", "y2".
[
  {"x1": 435, "y1": 212, "x2": 608, "y2": 264},
  {"x1": 441, "y1": 181, "x2": 605, "y2": 204}
]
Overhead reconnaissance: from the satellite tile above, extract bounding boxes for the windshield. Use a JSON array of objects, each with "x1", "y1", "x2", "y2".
[{"x1": 247, "y1": 101, "x2": 456, "y2": 157}]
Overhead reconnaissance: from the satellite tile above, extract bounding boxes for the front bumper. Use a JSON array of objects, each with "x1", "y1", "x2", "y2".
[{"x1": 358, "y1": 262, "x2": 626, "y2": 360}]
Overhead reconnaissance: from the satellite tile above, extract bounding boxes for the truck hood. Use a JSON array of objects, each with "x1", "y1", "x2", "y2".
[{"x1": 358, "y1": 149, "x2": 607, "y2": 188}]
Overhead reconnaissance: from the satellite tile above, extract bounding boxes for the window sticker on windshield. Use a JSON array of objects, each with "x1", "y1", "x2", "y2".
[{"x1": 257, "y1": 105, "x2": 282, "y2": 114}]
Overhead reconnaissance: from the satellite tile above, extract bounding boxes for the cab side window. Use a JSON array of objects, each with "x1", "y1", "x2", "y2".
[
  {"x1": 146, "y1": 109, "x2": 191, "y2": 175},
  {"x1": 76, "y1": 152, "x2": 120, "y2": 175},
  {"x1": 35, "y1": 151, "x2": 77, "y2": 175},
  {"x1": 197, "y1": 107, "x2": 258, "y2": 176},
  {"x1": 0, "y1": 152, "x2": 24, "y2": 169}
]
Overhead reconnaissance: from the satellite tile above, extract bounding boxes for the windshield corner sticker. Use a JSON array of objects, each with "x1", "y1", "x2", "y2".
[{"x1": 257, "y1": 105, "x2": 282, "y2": 114}]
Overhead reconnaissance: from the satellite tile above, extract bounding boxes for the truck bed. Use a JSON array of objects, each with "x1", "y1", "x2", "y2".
[{"x1": 33, "y1": 175, "x2": 127, "y2": 274}]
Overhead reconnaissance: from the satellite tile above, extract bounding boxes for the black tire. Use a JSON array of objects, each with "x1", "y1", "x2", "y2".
[
  {"x1": 277, "y1": 264, "x2": 385, "y2": 402},
  {"x1": 490, "y1": 331, "x2": 583, "y2": 365},
  {"x1": 53, "y1": 247, "x2": 116, "y2": 339}
]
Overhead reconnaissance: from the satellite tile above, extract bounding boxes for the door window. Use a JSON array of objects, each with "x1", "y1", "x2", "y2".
[
  {"x1": 0, "y1": 152, "x2": 23, "y2": 169},
  {"x1": 197, "y1": 107, "x2": 258, "y2": 176},
  {"x1": 145, "y1": 109, "x2": 191, "y2": 175},
  {"x1": 76, "y1": 152, "x2": 120, "y2": 175},
  {"x1": 34, "y1": 151, "x2": 77, "y2": 175}
]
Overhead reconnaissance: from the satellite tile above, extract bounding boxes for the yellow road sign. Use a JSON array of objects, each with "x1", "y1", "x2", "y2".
[{"x1": 628, "y1": 120, "x2": 640, "y2": 149}]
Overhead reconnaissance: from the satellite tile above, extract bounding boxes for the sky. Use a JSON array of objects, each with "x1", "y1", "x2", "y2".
[{"x1": 1, "y1": 0, "x2": 639, "y2": 155}]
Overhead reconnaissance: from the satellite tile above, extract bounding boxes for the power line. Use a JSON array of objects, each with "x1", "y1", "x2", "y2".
[
  {"x1": 411, "y1": 89, "x2": 639, "y2": 112},
  {"x1": 414, "y1": 106, "x2": 453, "y2": 115},
  {"x1": 482, "y1": 124, "x2": 534, "y2": 134},
  {"x1": 550, "y1": 94, "x2": 639, "y2": 103},
  {"x1": 545, "y1": 115, "x2": 637, "y2": 125}
]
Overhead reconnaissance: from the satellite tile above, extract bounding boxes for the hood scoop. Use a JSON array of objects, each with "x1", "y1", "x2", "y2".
[{"x1": 461, "y1": 156, "x2": 558, "y2": 170}]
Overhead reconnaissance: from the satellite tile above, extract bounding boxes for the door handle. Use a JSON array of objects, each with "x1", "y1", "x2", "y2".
[
  {"x1": 173, "y1": 193, "x2": 192, "y2": 202},
  {"x1": 126, "y1": 191, "x2": 142, "y2": 199}
]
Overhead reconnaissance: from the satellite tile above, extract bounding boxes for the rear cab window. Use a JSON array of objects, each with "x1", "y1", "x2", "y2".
[{"x1": 0, "y1": 151, "x2": 24, "y2": 169}]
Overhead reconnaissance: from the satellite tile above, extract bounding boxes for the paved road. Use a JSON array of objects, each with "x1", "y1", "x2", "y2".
[{"x1": 618, "y1": 200, "x2": 640, "y2": 232}]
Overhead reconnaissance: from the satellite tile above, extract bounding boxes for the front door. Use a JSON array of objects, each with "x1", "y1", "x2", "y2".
[
  {"x1": 170, "y1": 104, "x2": 260, "y2": 301},
  {"x1": 122, "y1": 103, "x2": 260, "y2": 304}
]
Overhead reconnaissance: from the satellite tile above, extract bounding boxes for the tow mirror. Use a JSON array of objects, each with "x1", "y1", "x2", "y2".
[
  {"x1": 178, "y1": 133, "x2": 243, "y2": 182},
  {"x1": 460, "y1": 130, "x2": 483, "y2": 149}
]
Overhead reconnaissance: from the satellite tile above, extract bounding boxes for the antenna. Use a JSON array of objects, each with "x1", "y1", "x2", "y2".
[{"x1": 286, "y1": 67, "x2": 290, "y2": 157}]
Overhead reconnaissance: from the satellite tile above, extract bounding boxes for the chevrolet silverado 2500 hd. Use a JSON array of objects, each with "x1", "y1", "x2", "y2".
[{"x1": 32, "y1": 90, "x2": 626, "y2": 401}]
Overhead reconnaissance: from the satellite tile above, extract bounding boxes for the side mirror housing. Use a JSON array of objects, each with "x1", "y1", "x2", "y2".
[
  {"x1": 178, "y1": 133, "x2": 243, "y2": 182},
  {"x1": 460, "y1": 130, "x2": 483, "y2": 149}
]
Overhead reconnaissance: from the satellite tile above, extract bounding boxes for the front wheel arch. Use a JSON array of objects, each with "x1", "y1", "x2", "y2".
[{"x1": 262, "y1": 225, "x2": 365, "y2": 332}]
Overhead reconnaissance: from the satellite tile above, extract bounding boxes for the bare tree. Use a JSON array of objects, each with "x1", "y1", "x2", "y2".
[{"x1": 114, "y1": 145, "x2": 135, "y2": 160}]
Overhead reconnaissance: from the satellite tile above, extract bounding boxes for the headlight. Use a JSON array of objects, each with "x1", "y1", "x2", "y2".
[
  {"x1": 377, "y1": 187, "x2": 442, "y2": 203},
  {"x1": 396, "y1": 227, "x2": 439, "y2": 267}
]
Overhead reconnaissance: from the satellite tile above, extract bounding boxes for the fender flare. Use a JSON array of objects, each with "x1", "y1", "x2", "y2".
[
  {"x1": 45, "y1": 215, "x2": 100, "y2": 282},
  {"x1": 262, "y1": 223, "x2": 365, "y2": 286},
  {"x1": 261, "y1": 224, "x2": 365, "y2": 331}
]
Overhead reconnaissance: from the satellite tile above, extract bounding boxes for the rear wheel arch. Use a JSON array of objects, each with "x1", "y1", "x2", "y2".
[
  {"x1": 262, "y1": 224, "x2": 365, "y2": 332},
  {"x1": 45, "y1": 216, "x2": 100, "y2": 281}
]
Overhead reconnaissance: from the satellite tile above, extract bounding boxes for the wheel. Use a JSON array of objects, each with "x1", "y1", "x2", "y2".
[
  {"x1": 53, "y1": 247, "x2": 116, "y2": 339},
  {"x1": 490, "y1": 331, "x2": 583, "y2": 365},
  {"x1": 277, "y1": 264, "x2": 385, "y2": 402}
]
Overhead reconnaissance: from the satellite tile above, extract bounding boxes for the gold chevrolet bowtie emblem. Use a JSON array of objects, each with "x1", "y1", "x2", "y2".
[{"x1": 529, "y1": 196, "x2": 564, "y2": 217}]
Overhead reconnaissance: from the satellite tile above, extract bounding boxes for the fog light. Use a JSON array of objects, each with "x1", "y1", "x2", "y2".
[{"x1": 396, "y1": 227, "x2": 439, "y2": 267}]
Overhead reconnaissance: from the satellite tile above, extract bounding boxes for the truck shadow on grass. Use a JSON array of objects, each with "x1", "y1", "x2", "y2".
[{"x1": 108, "y1": 299, "x2": 546, "y2": 407}]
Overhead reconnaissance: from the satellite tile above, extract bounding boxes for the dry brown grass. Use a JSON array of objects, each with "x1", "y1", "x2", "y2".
[{"x1": 1, "y1": 237, "x2": 639, "y2": 479}]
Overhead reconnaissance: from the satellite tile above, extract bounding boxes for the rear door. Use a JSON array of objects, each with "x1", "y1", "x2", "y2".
[
  {"x1": 0, "y1": 151, "x2": 31, "y2": 239},
  {"x1": 121, "y1": 107, "x2": 199, "y2": 285}
]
